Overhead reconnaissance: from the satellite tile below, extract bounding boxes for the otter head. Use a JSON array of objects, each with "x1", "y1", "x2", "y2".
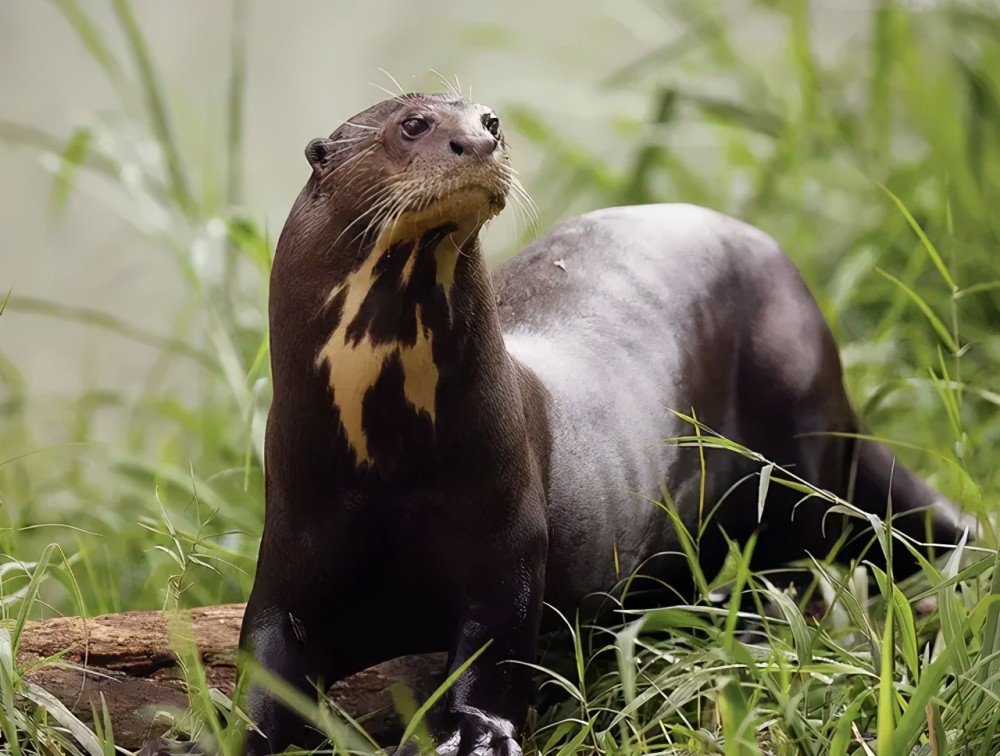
[
  {"x1": 300, "y1": 94, "x2": 513, "y2": 473},
  {"x1": 304, "y1": 93, "x2": 511, "y2": 253}
]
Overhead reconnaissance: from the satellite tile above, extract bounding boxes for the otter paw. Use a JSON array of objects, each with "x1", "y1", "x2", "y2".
[
  {"x1": 436, "y1": 707, "x2": 521, "y2": 756},
  {"x1": 136, "y1": 738, "x2": 205, "y2": 756}
]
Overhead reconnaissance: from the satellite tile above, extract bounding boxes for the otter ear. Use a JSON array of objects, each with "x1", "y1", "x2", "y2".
[{"x1": 305, "y1": 138, "x2": 335, "y2": 172}]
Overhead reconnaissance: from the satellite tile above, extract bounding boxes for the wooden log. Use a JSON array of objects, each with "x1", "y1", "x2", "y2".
[{"x1": 16, "y1": 604, "x2": 447, "y2": 749}]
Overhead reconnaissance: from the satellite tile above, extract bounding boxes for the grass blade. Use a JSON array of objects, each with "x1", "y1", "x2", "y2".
[
  {"x1": 111, "y1": 0, "x2": 196, "y2": 219},
  {"x1": 7, "y1": 295, "x2": 220, "y2": 372},
  {"x1": 757, "y1": 463, "x2": 773, "y2": 523},
  {"x1": 0, "y1": 119, "x2": 119, "y2": 178},
  {"x1": 22, "y1": 681, "x2": 103, "y2": 756},
  {"x1": 719, "y1": 676, "x2": 760, "y2": 756},
  {"x1": 0, "y1": 627, "x2": 22, "y2": 756},
  {"x1": 875, "y1": 268, "x2": 959, "y2": 353},
  {"x1": 50, "y1": 127, "x2": 93, "y2": 212},
  {"x1": 226, "y1": 0, "x2": 247, "y2": 207},
  {"x1": 47, "y1": 0, "x2": 121, "y2": 80},
  {"x1": 876, "y1": 581, "x2": 896, "y2": 756},
  {"x1": 879, "y1": 183, "x2": 958, "y2": 292},
  {"x1": 396, "y1": 640, "x2": 493, "y2": 750}
]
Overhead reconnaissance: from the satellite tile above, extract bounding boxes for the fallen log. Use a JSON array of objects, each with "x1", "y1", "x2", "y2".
[{"x1": 16, "y1": 603, "x2": 447, "y2": 750}]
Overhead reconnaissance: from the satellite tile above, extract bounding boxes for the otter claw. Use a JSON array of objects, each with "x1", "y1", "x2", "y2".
[
  {"x1": 442, "y1": 707, "x2": 521, "y2": 756},
  {"x1": 396, "y1": 708, "x2": 520, "y2": 756}
]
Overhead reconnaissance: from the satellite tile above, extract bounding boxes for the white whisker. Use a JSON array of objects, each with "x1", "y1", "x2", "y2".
[
  {"x1": 449, "y1": 230, "x2": 471, "y2": 259},
  {"x1": 361, "y1": 186, "x2": 407, "y2": 239},
  {"x1": 500, "y1": 171, "x2": 539, "y2": 231},
  {"x1": 371, "y1": 185, "x2": 413, "y2": 243},
  {"x1": 331, "y1": 145, "x2": 377, "y2": 178},
  {"x1": 328, "y1": 137, "x2": 369, "y2": 148},
  {"x1": 511, "y1": 190, "x2": 538, "y2": 239},
  {"x1": 378, "y1": 68, "x2": 407, "y2": 96},
  {"x1": 332, "y1": 199, "x2": 389, "y2": 250},
  {"x1": 429, "y1": 69, "x2": 463, "y2": 100},
  {"x1": 342, "y1": 122, "x2": 379, "y2": 132},
  {"x1": 325, "y1": 176, "x2": 397, "y2": 250},
  {"x1": 499, "y1": 163, "x2": 524, "y2": 177},
  {"x1": 369, "y1": 82, "x2": 397, "y2": 99},
  {"x1": 507, "y1": 191, "x2": 526, "y2": 238},
  {"x1": 428, "y1": 68, "x2": 447, "y2": 95}
]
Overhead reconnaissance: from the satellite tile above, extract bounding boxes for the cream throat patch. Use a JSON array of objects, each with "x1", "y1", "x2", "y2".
[{"x1": 314, "y1": 221, "x2": 461, "y2": 467}]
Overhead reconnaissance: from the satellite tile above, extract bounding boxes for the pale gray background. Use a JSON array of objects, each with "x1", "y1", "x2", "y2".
[{"x1": 1, "y1": 1, "x2": 872, "y2": 427}]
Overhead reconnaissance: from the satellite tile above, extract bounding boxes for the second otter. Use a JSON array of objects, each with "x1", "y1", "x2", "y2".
[{"x1": 240, "y1": 94, "x2": 965, "y2": 755}]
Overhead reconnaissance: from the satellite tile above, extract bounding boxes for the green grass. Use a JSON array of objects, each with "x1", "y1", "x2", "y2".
[{"x1": 1, "y1": 0, "x2": 999, "y2": 753}]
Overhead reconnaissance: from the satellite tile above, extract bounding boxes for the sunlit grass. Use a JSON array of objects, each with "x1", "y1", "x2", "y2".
[{"x1": 0, "y1": 0, "x2": 998, "y2": 753}]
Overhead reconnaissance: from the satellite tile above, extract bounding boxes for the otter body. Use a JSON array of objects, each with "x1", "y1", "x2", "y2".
[
  {"x1": 497, "y1": 204, "x2": 856, "y2": 612},
  {"x1": 241, "y1": 95, "x2": 963, "y2": 756}
]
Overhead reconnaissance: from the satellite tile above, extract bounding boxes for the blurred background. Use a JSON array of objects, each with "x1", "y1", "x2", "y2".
[{"x1": 1, "y1": 0, "x2": 998, "y2": 617}]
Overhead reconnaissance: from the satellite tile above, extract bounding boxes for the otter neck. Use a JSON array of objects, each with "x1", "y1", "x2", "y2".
[{"x1": 311, "y1": 217, "x2": 514, "y2": 473}]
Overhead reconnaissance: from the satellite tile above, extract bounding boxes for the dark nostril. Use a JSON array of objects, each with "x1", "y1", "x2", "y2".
[{"x1": 450, "y1": 140, "x2": 464, "y2": 156}]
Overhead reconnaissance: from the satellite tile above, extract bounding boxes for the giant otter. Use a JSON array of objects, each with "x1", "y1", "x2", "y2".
[{"x1": 240, "y1": 93, "x2": 964, "y2": 755}]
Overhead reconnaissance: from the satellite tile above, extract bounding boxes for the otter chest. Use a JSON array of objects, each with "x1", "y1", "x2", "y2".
[{"x1": 315, "y1": 223, "x2": 460, "y2": 468}]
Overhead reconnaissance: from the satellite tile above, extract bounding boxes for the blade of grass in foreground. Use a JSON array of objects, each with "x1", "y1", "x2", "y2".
[
  {"x1": 1, "y1": 545, "x2": 58, "y2": 756},
  {"x1": 976, "y1": 549, "x2": 1000, "y2": 690},
  {"x1": 719, "y1": 676, "x2": 760, "y2": 756},
  {"x1": 0, "y1": 627, "x2": 23, "y2": 756},
  {"x1": 396, "y1": 640, "x2": 493, "y2": 751},
  {"x1": 830, "y1": 692, "x2": 875, "y2": 756},
  {"x1": 876, "y1": 576, "x2": 896, "y2": 756},
  {"x1": 21, "y1": 682, "x2": 103, "y2": 756},
  {"x1": 241, "y1": 659, "x2": 378, "y2": 752}
]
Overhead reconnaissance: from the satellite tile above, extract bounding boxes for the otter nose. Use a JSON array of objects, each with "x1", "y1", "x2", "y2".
[{"x1": 448, "y1": 132, "x2": 498, "y2": 158}]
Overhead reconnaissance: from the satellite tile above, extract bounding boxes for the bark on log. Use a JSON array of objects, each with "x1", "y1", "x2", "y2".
[{"x1": 17, "y1": 604, "x2": 446, "y2": 750}]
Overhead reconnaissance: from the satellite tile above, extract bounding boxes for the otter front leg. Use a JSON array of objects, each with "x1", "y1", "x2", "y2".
[
  {"x1": 240, "y1": 604, "x2": 317, "y2": 755},
  {"x1": 438, "y1": 596, "x2": 542, "y2": 755},
  {"x1": 410, "y1": 523, "x2": 547, "y2": 756}
]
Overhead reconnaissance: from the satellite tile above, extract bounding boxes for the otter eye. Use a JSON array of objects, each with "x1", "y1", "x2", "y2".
[
  {"x1": 483, "y1": 115, "x2": 501, "y2": 139},
  {"x1": 401, "y1": 117, "x2": 430, "y2": 139}
]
